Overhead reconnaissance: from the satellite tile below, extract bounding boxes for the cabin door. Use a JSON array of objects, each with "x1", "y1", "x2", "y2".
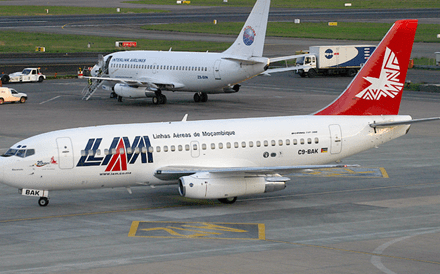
[
  {"x1": 56, "y1": 137, "x2": 74, "y2": 169},
  {"x1": 329, "y1": 124, "x2": 342, "y2": 154},
  {"x1": 214, "y1": 60, "x2": 221, "y2": 80}
]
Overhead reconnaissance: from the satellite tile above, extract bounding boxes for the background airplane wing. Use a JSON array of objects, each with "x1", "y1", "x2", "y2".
[
  {"x1": 86, "y1": 76, "x2": 185, "y2": 90},
  {"x1": 154, "y1": 164, "x2": 358, "y2": 181}
]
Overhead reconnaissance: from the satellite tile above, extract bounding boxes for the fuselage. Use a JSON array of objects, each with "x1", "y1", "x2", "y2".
[
  {"x1": 0, "y1": 115, "x2": 410, "y2": 191},
  {"x1": 102, "y1": 51, "x2": 268, "y2": 94}
]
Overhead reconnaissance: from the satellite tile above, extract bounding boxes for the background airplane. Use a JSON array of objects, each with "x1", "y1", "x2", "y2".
[
  {"x1": 1, "y1": 20, "x2": 439, "y2": 207},
  {"x1": 83, "y1": 0, "x2": 271, "y2": 104}
]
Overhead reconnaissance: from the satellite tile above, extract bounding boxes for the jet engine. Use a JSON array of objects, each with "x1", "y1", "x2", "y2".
[
  {"x1": 113, "y1": 83, "x2": 150, "y2": 98},
  {"x1": 178, "y1": 173, "x2": 287, "y2": 201}
]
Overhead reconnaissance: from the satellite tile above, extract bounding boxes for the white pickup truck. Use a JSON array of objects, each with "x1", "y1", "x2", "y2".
[
  {"x1": 1, "y1": 68, "x2": 46, "y2": 84},
  {"x1": 0, "y1": 87, "x2": 27, "y2": 104}
]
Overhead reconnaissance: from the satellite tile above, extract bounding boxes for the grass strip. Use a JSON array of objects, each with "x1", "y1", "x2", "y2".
[
  {"x1": 141, "y1": 22, "x2": 440, "y2": 43},
  {"x1": 125, "y1": 0, "x2": 440, "y2": 9},
  {"x1": 0, "y1": 6, "x2": 167, "y2": 16}
]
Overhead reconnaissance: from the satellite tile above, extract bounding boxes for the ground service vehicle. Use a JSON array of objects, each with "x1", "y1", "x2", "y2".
[
  {"x1": 1, "y1": 68, "x2": 46, "y2": 84},
  {"x1": 0, "y1": 87, "x2": 27, "y2": 104},
  {"x1": 296, "y1": 45, "x2": 376, "y2": 77},
  {"x1": 266, "y1": 45, "x2": 376, "y2": 78}
]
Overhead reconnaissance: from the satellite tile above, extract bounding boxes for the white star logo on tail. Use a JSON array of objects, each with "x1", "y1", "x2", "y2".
[{"x1": 355, "y1": 47, "x2": 404, "y2": 100}]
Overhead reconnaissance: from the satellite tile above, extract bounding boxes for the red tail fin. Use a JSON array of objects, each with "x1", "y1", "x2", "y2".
[{"x1": 315, "y1": 20, "x2": 417, "y2": 116}]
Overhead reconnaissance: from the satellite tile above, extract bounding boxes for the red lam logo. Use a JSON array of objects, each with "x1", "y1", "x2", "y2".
[
  {"x1": 355, "y1": 47, "x2": 404, "y2": 100},
  {"x1": 105, "y1": 138, "x2": 127, "y2": 172}
]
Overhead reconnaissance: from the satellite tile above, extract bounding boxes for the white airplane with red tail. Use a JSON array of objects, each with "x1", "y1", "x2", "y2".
[{"x1": 1, "y1": 20, "x2": 439, "y2": 206}]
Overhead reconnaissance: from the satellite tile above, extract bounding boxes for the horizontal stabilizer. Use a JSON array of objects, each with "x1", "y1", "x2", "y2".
[{"x1": 370, "y1": 117, "x2": 440, "y2": 128}]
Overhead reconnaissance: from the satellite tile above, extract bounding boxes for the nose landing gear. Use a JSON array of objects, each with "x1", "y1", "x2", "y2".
[{"x1": 38, "y1": 197, "x2": 49, "y2": 207}]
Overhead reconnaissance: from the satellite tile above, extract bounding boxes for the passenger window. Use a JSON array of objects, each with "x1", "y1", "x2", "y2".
[
  {"x1": 148, "y1": 147, "x2": 154, "y2": 153},
  {"x1": 234, "y1": 142, "x2": 239, "y2": 148},
  {"x1": 185, "y1": 144, "x2": 190, "y2": 151},
  {"x1": 300, "y1": 139, "x2": 305, "y2": 145},
  {"x1": 126, "y1": 147, "x2": 133, "y2": 154},
  {"x1": 156, "y1": 146, "x2": 161, "y2": 152},
  {"x1": 202, "y1": 144, "x2": 207, "y2": 150},
  {"x1": 193, "y1": 144, "x2": 197, "y2": 150},
  {"x1": 211, "y1": 143, "x2": 215, "y2": 150},
  {"x1": 119, "y1": 148, "x2": 125, "y2": 154},
  {"x1": 163, "y1": 146, "x2": 168, "y2": 152},
  {"x1": 111, "y1": 148, "x2": 117, "y2": 155},
  {"x1": 88, "y1": 150, "x2": 94, "y2": 156},
  {"x1": 293, "y1": 139, "x2": 298, "y2": 145},
  {"x1": 315, "y1": 137, "x2": 319, "y2": 144},
  {"x1": 264, "y1": 140, "x2": 268, "y2": 147},
  {"x1": 171, "y1": 145, "x2": 175, "y2": 152},
  {"x1": 286, "y1": 139, "x2": 290, "y2": 146},
  {"x1": 141, "y1": 147, "x2": 147, "y2": 153},
  {"x1": 178, "y1": 145, "x2": 183, "y2": 151},
  {"x1": 134, "y1": 147, "x2": 140, "y2": 154},
  {"x1": 241, "y1": 142, "x2": 246, "y2": 148},
  {"x1": 307, "y1": 138, "x2": 312, "y2": 144},
  {"x1": 271, "y1": 140, "x2": 276, "y2": 146},
  {"x1": 219, "y1": 143, "x2": 223, "y2": 149},
  {"x1": 256, "y1": 141, "x2": 261, "y2": 147},
  {"x1": 278, "y1": 140, "x2": 283, "y2": 146},
  {"x1": 249, "y1": 141, "x2": 253, "y2": 148},
  {"x1": 81, "y1": 150, "x2": 86, "y2": 156},
  {"x1": 226, "y1": 142, "x2": 231, "y2": 149}
]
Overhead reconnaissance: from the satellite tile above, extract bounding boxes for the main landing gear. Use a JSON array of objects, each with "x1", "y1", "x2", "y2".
[
  {"x1": 152, "y1": 90, "x2": 167, "y2": 105},
  {"x1": 193, "y1": 92, "x2": 208, "y2": 103},
  {"x1": 38, "y1": 197, "x2": 49, "y2": 207},
  {"x1": 218, "y1": 197, "x2": 237, "y2": 204}
]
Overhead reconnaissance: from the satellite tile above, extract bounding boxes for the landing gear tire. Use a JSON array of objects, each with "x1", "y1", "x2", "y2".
[
  {"x1": 218, "y1": 197, "x2": 237, "y2": 204},
  {"x1": 194, "y1": 92, "x2": 208, "y2": 103},
  {"x1": 159, "y1": 94, "x2": 167, "y2": 104},
  {"x1": 200, "y1": 92, "x2": 208, "y2": 102},
  {"x1": 110, "y1": 91, "x2": 117, "y2": 98},
  {"x1": 117, "y1": 96, "x2": 123, "y2": 102},
  {"x1": 153, "y1": 94, "x2": 167, "y2": 105},
  {"x1": 193, "y1": 93, "x2": 201, "y2": 103},
  {"x1": 38, "y1": 197, "x2": 49, "y2": 207}
]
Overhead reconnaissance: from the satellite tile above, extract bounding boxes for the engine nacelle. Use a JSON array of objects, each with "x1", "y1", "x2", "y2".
[
  {"x1": 178, "y1": 173, "x2": 287, "y2": 200},
  {"x1": 114, "y1": 83, "x2": 150, "y2": 98}
]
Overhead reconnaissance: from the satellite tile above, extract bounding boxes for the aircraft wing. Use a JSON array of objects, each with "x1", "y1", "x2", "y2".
[
  {"x1": 154, "y1": 164, "x2": 358, "y2": 181},
  {"x1": 86, "y1": 76, "x2": 185, "y2": 90}
]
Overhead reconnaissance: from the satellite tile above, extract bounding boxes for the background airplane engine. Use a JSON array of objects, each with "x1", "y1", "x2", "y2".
[
  {"x1": 114, "y1": 83, "x2": 149, "y2": 98},
  {"x1": 178, "y1": 174, "x2": 286, "y2": 200}
]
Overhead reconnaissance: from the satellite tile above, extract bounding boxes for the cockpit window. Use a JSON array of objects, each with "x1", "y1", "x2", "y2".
[
  {"x1": 2, "y1": 148, "x2": 35, "y2": 158},
  {"x1": 16, "y1": 149, "x2": 26, "y2": 158}
]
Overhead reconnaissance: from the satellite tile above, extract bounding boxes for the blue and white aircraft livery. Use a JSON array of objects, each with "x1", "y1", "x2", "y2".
[
  {"x1": 1, "y1": 20, "x2": 439, "y2": 206},
  {"x1": 87, "y1": 0, "x2": 271, "y2": 104}
]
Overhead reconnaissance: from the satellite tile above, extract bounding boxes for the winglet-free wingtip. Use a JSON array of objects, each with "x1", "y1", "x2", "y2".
[{"x1": 182, "y1": 114, "x2": 188, "y2": 122}]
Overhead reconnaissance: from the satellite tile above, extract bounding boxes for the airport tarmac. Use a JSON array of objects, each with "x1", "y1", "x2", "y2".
[{"x1": 1, "y1": 72, "x2": 440, "y2": 273}]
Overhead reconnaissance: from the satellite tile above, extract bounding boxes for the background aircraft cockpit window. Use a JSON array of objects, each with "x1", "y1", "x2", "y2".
[{"x1": 2, "y1": 148, "x2": 35, "y2": 158}]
